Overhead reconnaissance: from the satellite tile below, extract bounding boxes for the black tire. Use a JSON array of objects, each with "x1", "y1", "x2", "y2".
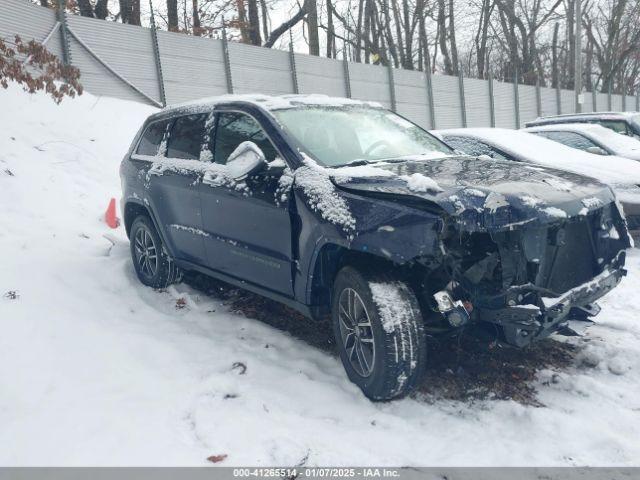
[
  {"x1": 331, "y1": 266, "x2": 427, "y2": 401},
  {"x1": 130, "y1": 215, "x2": 182, "y2": 288}
]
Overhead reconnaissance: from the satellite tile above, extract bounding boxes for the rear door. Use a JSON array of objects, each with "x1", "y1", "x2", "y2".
[
  {"x1": 144, "y1": 114, "x2": 208, "y2": 265},
  {"x1": 199, "y1": 110, "x2": 295, "y2": 296}
]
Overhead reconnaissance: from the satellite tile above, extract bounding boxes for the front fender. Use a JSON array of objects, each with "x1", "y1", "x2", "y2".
[{"x1": 294, "y1": 188, "x2": 443, "y2": 305}]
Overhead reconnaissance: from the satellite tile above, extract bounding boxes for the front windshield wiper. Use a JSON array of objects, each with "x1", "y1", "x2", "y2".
[{"x1": 329, "y1": 159, "x2": 372, "y2": 168}]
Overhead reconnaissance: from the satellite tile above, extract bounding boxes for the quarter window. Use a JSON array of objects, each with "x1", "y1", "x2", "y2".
[
  {"x1": 136, "y1": 119, "x2": 170, "y2": 156},
  {"x1": 213, "y1": 112, "x2": 278, "y2": 164},
  {"x1": 166, "y1": 114, "x2": 208, "y2": 160}
]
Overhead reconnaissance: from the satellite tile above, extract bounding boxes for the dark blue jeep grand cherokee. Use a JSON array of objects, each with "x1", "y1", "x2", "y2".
[{"x1": 120, "y1": 94, "x2": 630, "y2": 400}]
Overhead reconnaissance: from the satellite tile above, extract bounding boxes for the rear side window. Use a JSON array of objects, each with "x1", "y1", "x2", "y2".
[
  {"x1": 444, "y1": 135, "x2": 512, "y2": 161},
  {"x1": 595, "y1": 120, "x2": 630, "y2": 136},
  {"x1": 166, "y1": 114, "x2": 208, "y2": 160},
  {"x1": 213, "y1": 112, "x2": 278, "y2": 164},
  {"x1": 136, "y1": 119, "x2": 170, "y2": 156},
  {"x1": 537, "y1": 131, "x2": 602, "y2": 152}
]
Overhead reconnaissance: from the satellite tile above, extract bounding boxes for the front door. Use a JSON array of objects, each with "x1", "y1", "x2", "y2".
[{"x1": 199, "y1": 111, "x2": 295, "y2": 296}]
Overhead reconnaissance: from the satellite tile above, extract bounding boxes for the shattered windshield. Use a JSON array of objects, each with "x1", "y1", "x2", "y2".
[{"x1": 272, "y1": 106, "x2": 453, "y2": 167}]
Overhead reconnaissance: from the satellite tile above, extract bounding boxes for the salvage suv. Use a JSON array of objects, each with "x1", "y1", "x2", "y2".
[{"x1": 120, "y1": 94, "x2": 630, "y2": 400}]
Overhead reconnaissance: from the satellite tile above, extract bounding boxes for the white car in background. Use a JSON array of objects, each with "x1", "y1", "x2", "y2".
[
  {"x1": 434, "y1": 127, "x2": 640, "y2": 235},
  {"x1": 524, "y1": 123, "x2": 640, "y2": 161}
]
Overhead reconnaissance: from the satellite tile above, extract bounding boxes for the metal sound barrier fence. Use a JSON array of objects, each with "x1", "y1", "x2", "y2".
[{"x1": 2, "y1": 0, "x2": 639, "y2": 130}]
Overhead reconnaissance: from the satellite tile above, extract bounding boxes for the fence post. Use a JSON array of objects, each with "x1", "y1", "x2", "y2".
[
  {"x1": 592, "y1": 89, "x2": 597, "y2": 112},
  {"x1": 556, "y1": 83, "x2": 562, "y2": 114},
  {"x1": 342, "y1": 48, "x2": 352, "y2": 98},
  {"x1": 636, "y1": 90, "x2": 639, "y2": 112},
  {"x1": 607, "y1": 81, "x2": 612, "y2": 110},
  {"x1": 488, "y1": 71, "x2": 496, "y2": 127},
  {"x1": 289, "y1": 41, "x2": 299, "y2": 94},
  {"x1": 56, "y1": 0, "x2": 71, "y2": 66},
  {"x1": 387, "y1": 64, "x2": 397, "y2": 112},
  {"x1": 148, "y1": 0, "x2": 166, "y2": 107},
  {"x1": 458, "y1": 65, "x2": 467, "y2": 127},
  {"x1": 513, "y1": 69, "x2": 520, "y2": 128},
  {"x1": 425, "y1": 63, "x2": 436, "y2": 129},
  {"x1": 535, "y1": 78, "x2": 542, "y2": 117},
  {"x1": 221, "y1": 22, "x2": 233, "y2": 94}
]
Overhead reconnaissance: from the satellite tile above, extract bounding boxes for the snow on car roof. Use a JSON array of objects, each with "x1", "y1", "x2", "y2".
[
  {"x1": 531, "y1": 111, "x2": 639, "y2": 121},
  {"x1": 160, "y1": 94, "x2": 384, "y2": 116},
  {"x1": 436, "y1": 127, "x2": 640, "y2": 185},
  {"x1": 524, "y1": 123, "x2": 640, "y2": 158}
]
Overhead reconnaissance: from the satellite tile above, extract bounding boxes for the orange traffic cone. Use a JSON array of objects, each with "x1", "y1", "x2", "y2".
[{"x1": 105, "y1": 198, "x2": 120, "y2": 229}]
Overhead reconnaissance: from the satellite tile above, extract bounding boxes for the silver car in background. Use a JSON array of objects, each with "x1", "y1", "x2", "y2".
[
  {"x1": 435, "y1": 128, "x2": 640, "y2": 236},
  {"x1": 525, "y1": 112, "x2": 640, "y2": 140},
  {"x1": 524, "y1": 123, "x2": 640, "y2": 161}
]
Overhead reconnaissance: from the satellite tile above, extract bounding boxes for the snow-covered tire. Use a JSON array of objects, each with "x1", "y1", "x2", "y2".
[
  {"x1": 130, "y1": 215, "x2": 182, "y2": 289},
  {"x1": 331, "y1": 266, "x2": 427, "y2": 401}
]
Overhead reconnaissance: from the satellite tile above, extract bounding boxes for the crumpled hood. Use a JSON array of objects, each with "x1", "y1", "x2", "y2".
[{"x1": 331, "y1": 156, "x2": 617, "y2": 232}]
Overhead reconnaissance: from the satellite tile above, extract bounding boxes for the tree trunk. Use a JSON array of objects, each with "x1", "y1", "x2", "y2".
[
  {"x1": 94, "y1": 0, "x2": 108, "y2": 19},
  {"x1": 327, "y1": 0, "x2": 336, "y2": 58},
  {"x1": 363, "y1": 0, "x2": 372, "y2": 63},
  {"x1": 551, "y1": 22, "x2": 559, "y2": 88},
  {"x1": 306, "y1": 0, "x2": 320, "y2": 55},
  {"x1": 118, "y1": 0, "x2": 129, "y2": 23},
  {"x1": 235, "y1": 0, "x2": 250, "y2": 43},
  {"x1": 584, "y1": 37, "x2": 593, "y2": 91},
  {"x1": 167, "y1": 0, "x2": 179, "y2": 31},
  {"x1": 437, "y1": 0, "x2": 453, "y2": 74},
  {"x1": 192, "y1": 0, "x2": 201, "y2": 35},
  {"x1": 77, "y1": 0, "x2": 95, "y2": 17},
  {"x1": 129, "y1": 0, "x2": 140, "y2": 25},
  {"x1": 247, "y1": 0, "x2": 261, "y2": 45},
  {"x1": 259, "y1": 0, "x2": 269, "y2": 43},
  {"x1": 447, "y1": 0, "x2": 458, "y2": 74},
  {"x1": 354, "y1": 0, "x2": 364, "y2": 61}
]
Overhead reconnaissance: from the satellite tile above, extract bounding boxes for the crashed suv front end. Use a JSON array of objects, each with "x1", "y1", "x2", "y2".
[
  {"x1": 334, "y1": 156, "x2": 631, "y2": 348},
  {"x1": 441, "y1": 201, "x2": 629, "y2": 346}
]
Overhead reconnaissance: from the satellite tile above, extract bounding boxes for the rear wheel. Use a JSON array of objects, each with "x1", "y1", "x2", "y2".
[
  {"x1": 331, "y1": 266, "x2": 427, "y2": 401},
  {"x1": 130, "y1": 215, "x2": 181, "y2": 288}
]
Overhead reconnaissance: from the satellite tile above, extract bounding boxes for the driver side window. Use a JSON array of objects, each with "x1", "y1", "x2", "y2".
[{"x1": 213, "y1": 112, "x2": 278, "y2": 164}]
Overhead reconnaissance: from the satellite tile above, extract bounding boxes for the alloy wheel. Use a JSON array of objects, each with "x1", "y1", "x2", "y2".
[
  {"x1": 337, "y1": 288, "x2": 376, "y2": 377},
  {"x1": 133, "y1": 226, "x2": 158, "y2": 279}
]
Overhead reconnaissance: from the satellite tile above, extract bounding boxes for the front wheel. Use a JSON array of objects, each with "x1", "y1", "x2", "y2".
[{"x1": 331, "y1": 266, "x2": 427, "y2": 401}]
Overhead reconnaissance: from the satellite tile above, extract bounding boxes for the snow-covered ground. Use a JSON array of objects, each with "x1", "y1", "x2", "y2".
[{"x1": 1, "y1": 84, "x2": 640, "y2": 466}]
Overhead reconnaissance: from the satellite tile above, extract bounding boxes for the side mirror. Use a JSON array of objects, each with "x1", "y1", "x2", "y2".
[
  {"x1": 226, "y1": 141, "x2": 268, "y2": 179},
  {"x1": 586, "y1": 146, "x2": 607, "y2": 156}
]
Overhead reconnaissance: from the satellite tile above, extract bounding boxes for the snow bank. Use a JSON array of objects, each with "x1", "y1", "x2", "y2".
[{"x1": 2, "y1": 84, "x2": 640, "y2": 467}]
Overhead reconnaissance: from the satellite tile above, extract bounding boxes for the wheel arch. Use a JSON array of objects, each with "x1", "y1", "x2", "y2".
[
  {"x1": 123, "y1": 199, "x2": 177, "y2": 259},
  {"x1": 306, "y1": 242, "x2": 416, "y2": 315}
]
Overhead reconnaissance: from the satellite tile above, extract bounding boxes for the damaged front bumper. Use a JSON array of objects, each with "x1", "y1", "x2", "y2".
[{"x1": 477, "y1": 251, "x2": 627, "y2": 347}]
